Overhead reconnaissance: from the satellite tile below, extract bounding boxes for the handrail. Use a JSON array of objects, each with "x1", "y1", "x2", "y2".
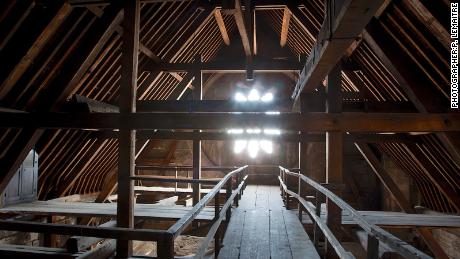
[
  {"x1": 135, "y1": 165, "x2": 238, "y2": 171},
  {"x1": 279, "y1": 166, "x2": 432, "y2": 259},
  {"x1": 278, "y1": 176, "x2": 354, "y2": 259},
  {"x1": 168, "y1": 165, "x2": 248, "y2": 238},
  {"x1": 194, "y1": 175, "x2": 248, "y2": 258},
  {"x1": 130, "y1": 175, "x2": 221, "y2": 184}
]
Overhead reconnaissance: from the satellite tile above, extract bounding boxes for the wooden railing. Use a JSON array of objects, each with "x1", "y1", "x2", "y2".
[
  {"x1": 278, "y1": 166, "x2": 432, "y2": 259},
  {"x1": 0, "y1": 165, "x2": 248, "y2": 259}
]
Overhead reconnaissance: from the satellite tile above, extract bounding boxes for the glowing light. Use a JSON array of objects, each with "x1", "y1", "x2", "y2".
[
  {"x1": 247, "y1": 89, "x2": 260, "y2": 101},
  {"x1": 234, "y1": 140, "x2": 247, "y2": 154},
  {"x1": 265, "y1": 111, "x2": 280, "y2": 115},
  {"x1": 227, "y1": 128, "x2": 244, "y2": 134},
  {"x1": 261, "y1": 92, "x2": 274, "y2": 102},
  {"x1": 234, "y1": 92, "x2": 247, "y2": 102},
  {"x1": 247, "y1": 140, "x2": 259, "y2": 158},
  {"x1": 260, "y1": 140, "x2": 273, "y2": 154},
  {"x1": 264, "y1": 128, "x2": 281, "y2": 135},
  {"x1": 246, "y1": 128, "x2": 261, "y2": 134}
]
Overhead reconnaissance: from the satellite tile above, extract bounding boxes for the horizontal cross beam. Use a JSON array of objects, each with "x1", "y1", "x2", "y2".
[
  {"x1": 93, "y1": 131, "x2": 418, "y2": 143},
  {"x1": 145, "y1": 59, "x2": 302, "y2": 72},
  {"x1": 0, "y1": 112, "x2": 457, "y2": 132}
]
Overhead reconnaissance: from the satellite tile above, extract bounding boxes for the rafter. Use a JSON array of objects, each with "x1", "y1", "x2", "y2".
[
  {"x1": 355, "y1": 143, "x2": 450, "y2": 259},
  {"x1": 280, "y1": 7, "x2": 291, "y2": 47},
  {"x1": 0, "y1": 2, "x2": 123, "y2": 194},
  {"x1": 214, "y1": 9, "x2": 230, "y2": 45}
]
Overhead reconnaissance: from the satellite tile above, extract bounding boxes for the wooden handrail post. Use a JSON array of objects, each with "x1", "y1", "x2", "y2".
[
  {"x1": 175, "y1": 167, "x2": 178, "y2": 193},
  {"x1": 367, "y1": 234, "x2": 379, "y2": 259},
  {"x1": 214, "y1": 191, "x2": 221, "y2": 257},
  {"x1": 286, "y1": 171, "x2": 290, "y2": 209},
  {"x1": 298, "y1": 173, "x2": 302, "y2": 221},
  {"x1": 157, "y1": 234, "x2": 174, "y2": 259},
  {"x1": 226, "y1": 180, "x2": 232, "y2": 221},
  {"x1": 313, "y1": 190, "x2": 323, "y2": 246}
]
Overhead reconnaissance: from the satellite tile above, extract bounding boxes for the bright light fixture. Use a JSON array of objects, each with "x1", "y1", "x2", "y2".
[
  {"x1": 259, "y1": 140, "x2": 273, "y2": 154},
  {"x1": 261, "y1": 92, "x2": 273, "y2": 102},
  {"x1": 247, "y1": 89, "x2": 260, "y2": 101},
  {"x1": 246, "y1": 128, "x2": 261, "y2": 134},
  {"x1": 264, "y1": 128, "x2": 281, "y2": 135},
  {"x1": 227, "y1": 128, "x2": 244, "y2": 134},
  {"x1": 234, "y1": 92, "x2": 247, "y2": 102},
  {"x1": 247, "y1": 140, "x2": 259, "y2": 158},
  {"x1": 234, "y1": 140, "x2": 247, "y2": 153}
]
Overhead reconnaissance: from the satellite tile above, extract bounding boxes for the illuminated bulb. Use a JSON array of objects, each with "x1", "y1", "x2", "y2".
[
  {"x1": 234, "y1": 140, "x2": 247, "y2": 154},
  {"x1": 260, "y1": 140, "x2": 273, "y2": 154},
  {"x1": 247, "y1": 89, "x2": 260, "y2": 101},
  {"x1": 261, "y1": 92, "x2": 274, "y2": 102},
  {"x1": 265, "y1": 111, "x2": 280, "y2": 115},
  {"x1": 227, "y1": 128, "x2": 244, "y2": 134},
  {"x1": 247, "y1": 128, "x2": 261, "y2": 134},
  {"x1": 264, "y1": 128, "x2": 281, "y2": 135},
  {"x1": 234, "y1": 92, "x2": 247, "y2": 102},
  {"x1": 247, "y1": 140, "x2": 259, "y2": 158}
]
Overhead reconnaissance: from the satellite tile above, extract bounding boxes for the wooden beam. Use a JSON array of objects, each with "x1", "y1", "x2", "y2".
[
  {"x1": 214, "y1": 9, "x2": 230, "y2": 45},
  {"x1": 0, "y1": 245, "x2": 78, "y2": 259},
  {"x1": 66, "y1": 221, "x2": 117, "y2": 253},
  {"x1": 325, "y1": 63, "x2": 343, "y2": 257},
  {"x1": 355, "y1": 143, "x2": 450, "y2": 259},
  {"x1": 0, "y1": 112, "x2": 459, "y2": 132},
  {"x1": 0, "y1": 2, "x2": 123, "y2": 194},
  {"x1": 193, "y1": 54, "x2": 202, "y2": 206},
  {"x1": 147, "y1": 59, "x2": 302, "y2": 72},
  {"x1": 0, "y1": 220, "x2": 166, "y2": 241},
  {"x1": 280, "y1": 7, "x2": 291, "y2": 47},
  {"x1": 291, "y1": 0, "x2": 385, "y2": 101},
  {"x1": 117, "y1": 0, "x2": 139, "y2": 257},
  {"x1": 234, "y1": 0, "x2": 252, "y2": 57},
  {"x1": 136, "y1": 99, "x2": 293, "y2": 112},
  {"x1": 95, "y1": 130, "x2": 418, "y2": 144}
]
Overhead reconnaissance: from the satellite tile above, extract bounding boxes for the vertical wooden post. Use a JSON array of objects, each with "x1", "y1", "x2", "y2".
[
  {"x1": 226, "y1": 180, "x2": 232, "y2": 221},
  {"x1": 192, "y1": 54, "x2": 202, "y2": 206},
  {"x1": 298, "y1": 93, "x2": 309, "y2": 221},
  {"x1": 117, "y1": 0, "x2": 139, "y2": 257},
  {"x1": 313, "y1": 190, "x2": 323, "y2": 246},
  {"x1": 214, "y1": 191, "x2": 221, "y2": 256},
  {"x1": 367, "y1": 234, "x2": 379, "y2": 259},
  {"x1": 325, "y1": 62, "x2": 343, "y2": 258},
  {"x1": 157, "y1": 234, "x2": 174, "y2": 259}
]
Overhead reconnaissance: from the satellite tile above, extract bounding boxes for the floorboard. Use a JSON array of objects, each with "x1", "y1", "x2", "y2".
[{"x1": 218, "y1": 185, "x2": 320, "y2": 259}]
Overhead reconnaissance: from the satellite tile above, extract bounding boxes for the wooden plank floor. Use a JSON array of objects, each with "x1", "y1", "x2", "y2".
[{"x1": 218, "y1": 185, "x2": 320, "y2": 259}]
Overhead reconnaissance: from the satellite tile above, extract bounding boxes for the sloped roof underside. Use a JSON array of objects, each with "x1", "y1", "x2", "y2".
[{"x1": 0, "y1": 1, "x2": 457, "y2": 213}]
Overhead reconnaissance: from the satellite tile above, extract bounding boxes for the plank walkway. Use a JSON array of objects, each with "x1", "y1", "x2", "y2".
[{"x1": 218, "y1": 185, "x2": 320, "y2": 259}]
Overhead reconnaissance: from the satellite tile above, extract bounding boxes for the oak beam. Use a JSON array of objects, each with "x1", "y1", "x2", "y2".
[
  {"x1": 0, "y1": 112, "x2": 459, "y2": 132},
  {"x1": 280, "y1": 7, "x2": 291, "y2": 47},
  {"x1": 148, "y1": 59, "x2": 302, "y2": 72},
  {"x1": 325, "y1": 63, "x2": 343, "y2": 257},
  {"x1": 291, "y1": 0, "x2": 385, "y2": 101},
  {"x1": 117, "y1": 0, "x2": 139, "y2": 257},
  {"x1": 192, "y1": 55, "x2": 202, "y2": 206},
  {"x1": 214, "y1": 9, "x2": 230, "y2": 45}
]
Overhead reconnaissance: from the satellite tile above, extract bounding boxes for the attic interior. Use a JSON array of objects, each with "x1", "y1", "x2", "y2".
[{"x1": 0, "y1": 0, "x2": 458, "y2": 258}]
